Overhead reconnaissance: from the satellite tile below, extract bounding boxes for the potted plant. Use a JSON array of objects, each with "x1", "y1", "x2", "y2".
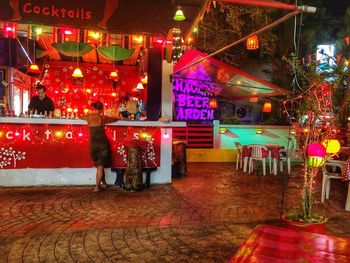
[{"x1": 281, "y1": 56, "x2": 343, "y2": 234}]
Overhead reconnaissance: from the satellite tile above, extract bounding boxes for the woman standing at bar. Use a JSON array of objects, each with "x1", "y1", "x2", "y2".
[{"x1": 81, "y1": 101, "x2": 118, "y2": 192}]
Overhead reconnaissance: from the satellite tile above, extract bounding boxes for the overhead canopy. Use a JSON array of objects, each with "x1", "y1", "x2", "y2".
[
  {"x1": 173, "y1": 49, "x2": 289, "y2": 101},
  {"x1": 220, "y1": 0, "x2": 298, "y2": 10},
  {"x1": 0, "y1": 0, "x2": 207, "y2": 37}
]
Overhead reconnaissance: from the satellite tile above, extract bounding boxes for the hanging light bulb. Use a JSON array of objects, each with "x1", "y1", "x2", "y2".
[
  {"x1": 173, "y1": 7, "x2": 186, "y2": 21},
  {"x1": 28, "y1": 64, "x2": 40, "y2": 74},
  {"x1": 72, "y1": 67, "x2": 83, "y2": 78}
]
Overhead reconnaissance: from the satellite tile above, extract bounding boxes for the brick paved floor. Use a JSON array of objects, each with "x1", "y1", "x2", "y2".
[{"x1": 0, "y1": 163, "x2": 349, "y2": 262}]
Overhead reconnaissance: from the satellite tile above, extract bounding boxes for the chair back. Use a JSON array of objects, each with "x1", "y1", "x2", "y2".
[
  {"x1": 234, "y1": 142, "x2": 242, "y2": 149},
  {"x1": 248, "y1": 144, "x2": 267, "y2": 158},
  {"x1": 323, "y1": 161, "x2": 345, "y2": 177},
  {"x1": 265, "y1": 143, "x2": 279, "y2": 146}
]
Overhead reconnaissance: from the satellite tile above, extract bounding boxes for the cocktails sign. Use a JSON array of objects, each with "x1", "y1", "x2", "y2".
[{"x1": 173, "y1": 78, "x2": 214, "y2": 121}]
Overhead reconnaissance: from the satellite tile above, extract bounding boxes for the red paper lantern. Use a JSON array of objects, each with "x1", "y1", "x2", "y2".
[
  {"x1": 307, "y1": 143, "x2": 326, "y2": 158},
  {"x1": 209, "y1": 99, "x2": 217, "y2": 109}
]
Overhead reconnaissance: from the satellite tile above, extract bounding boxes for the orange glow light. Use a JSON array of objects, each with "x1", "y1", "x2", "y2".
[
  {"x1": 246, "y1": 35, "x2": 259, "y2": 50},
  {"x1": 262, "y1": 102, "x2": 272, "y2": 113}
]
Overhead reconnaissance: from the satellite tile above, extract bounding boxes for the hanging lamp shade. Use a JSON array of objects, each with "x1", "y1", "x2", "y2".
[
  {"x1": 28, "y1": 64, "x2": 40, "y2": 74},
  {"x1": 262, "y1": 102, "x2": 272, "y2": 112},
  {"x1": 209, "y1": 99, "x2": 217, "y2": 109},
  {"x1": 52, "y1": 41, "x2": 94, "y2": 57},
  {"x1": 307, "y1": 143, "x2": 326, "y2": 158},
  {"x1": 173, "y1": 7, "x2": 186, "y2": 21},
  {"x1": 96, "y1": 46, "x2": 135, "y2": 61},
  {"x1": 136, "y1": 82, "x2": 144, "y2": 90},
  {"x1": 72, "y1": 67, "x2": 83, "y2": 78},
  {"x1": 246, "y1": 35, "x2": 259, "y2": 50},
  {"x1": 110, "y1": 71, "x2": 119, "y2": 79},
  {"x1": 141, "y1": 75, "x2": 148, "y2": 84}
]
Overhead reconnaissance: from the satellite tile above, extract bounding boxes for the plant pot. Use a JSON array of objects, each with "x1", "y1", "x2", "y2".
[{"x1": 281, "y1": 214, "x2": 327, "y2": 234}]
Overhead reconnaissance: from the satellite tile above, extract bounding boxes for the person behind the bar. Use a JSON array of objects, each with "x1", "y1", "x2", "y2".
[
  {"x1": 28, "y1": 84, "x2": 55, "y2": 116},
  {"x1": 80, "y1": 101, "x2": 118, "y2": 192}
]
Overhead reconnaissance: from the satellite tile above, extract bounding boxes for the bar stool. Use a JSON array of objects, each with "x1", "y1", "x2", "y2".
[
  {"x1": 172, "y1": 140, "x2": 187, "y2": 177},
  {"x1": 124, "y1": 146, "x2": 143, "y2": 191}
]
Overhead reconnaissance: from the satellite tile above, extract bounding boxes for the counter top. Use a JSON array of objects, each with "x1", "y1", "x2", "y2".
[{"x1": 0, "y1": 117, "x2": 186, "y2": 127}]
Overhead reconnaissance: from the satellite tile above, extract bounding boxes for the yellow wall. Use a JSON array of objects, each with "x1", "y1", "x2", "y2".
[{"x1": 187, "y1": 149, "x2": 237, "y2": 162}]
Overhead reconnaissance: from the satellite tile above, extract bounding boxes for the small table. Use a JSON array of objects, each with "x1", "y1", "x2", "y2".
[{"x1": 229, "y1": 224, "x2": 350, "y2": 262}]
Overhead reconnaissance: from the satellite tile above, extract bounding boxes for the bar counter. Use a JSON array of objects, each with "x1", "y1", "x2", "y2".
[{"x1": 0, "y1": 117, "x2": 186, "y2": 187}]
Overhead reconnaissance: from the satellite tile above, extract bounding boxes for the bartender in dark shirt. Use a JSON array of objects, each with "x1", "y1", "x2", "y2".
[{"x1": 28, "y1": 84, "x2": 55, "y2": 116}]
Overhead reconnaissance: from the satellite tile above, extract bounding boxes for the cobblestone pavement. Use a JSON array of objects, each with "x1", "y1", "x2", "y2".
[{"x1": 0, "y1": 163, "x2": 349, "y2": 262}]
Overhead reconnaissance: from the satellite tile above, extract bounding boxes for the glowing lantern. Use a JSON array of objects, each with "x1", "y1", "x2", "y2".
[
  {"x1": 83, "y1": 108, "x2": 89, "y2": 114},
  {"x1": 28, "y1": 64, "x2": 40, "y2": 74},
  {"x1": 307, "y1": 143, "x2": 326, "y2": 167},
  {"x1": 308, "y1": 157, "x2": 324, "y2": 167},
  {"x1": 209, "y1": 99, "x2": 217, "y2": 109},
  {"x1": 246, "y1": 35, "x2": 259, "y2": 50},
  {"x1": 72, "y1": 68, "x2": 83, "y2": 78},
  {"x1": 85, "y1": 88, "x2": 92, "y2": 94},
  {"x1": 307, "y1": 143, "x2": 326, "y2": 157},
  {"x1": 249, "y1": 97, "x2": 258, "y2": 103},
  {"x1": 262, "y1": 102, "x2": 272, "y2": 113},
  {"x1": 322, "y1": 139, "x2": 340, "y2": 154}
]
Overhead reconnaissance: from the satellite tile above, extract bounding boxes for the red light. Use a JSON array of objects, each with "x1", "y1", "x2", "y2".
[
  {"x1": 156, "y1": 40, "x2": 164, "y2": 44},
  {"x1": 78, "y1": 132, "x2": 83, "y2": 137},
  {"x1": 6, "y1": 27, "x2": 13, "y2": 32},
  {"x1": 64, "y1": 30, "x2": 73, "y2": 35}
]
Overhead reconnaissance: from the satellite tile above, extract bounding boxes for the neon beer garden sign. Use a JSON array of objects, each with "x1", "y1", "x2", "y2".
[{"x1": 173, "y1": 79, "x2": 214, "y2": 121}]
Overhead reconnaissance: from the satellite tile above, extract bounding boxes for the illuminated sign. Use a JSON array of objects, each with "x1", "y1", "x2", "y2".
[
  {"x1": 173, "y1": 79, "x2": 214, "y2": 121},
  {"x1": 316, "y1": 44, "x2": 336, "y2": 73}
]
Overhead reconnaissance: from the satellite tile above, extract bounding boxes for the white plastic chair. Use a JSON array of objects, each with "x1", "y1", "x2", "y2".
[
  {"x1": 248, "y1": 145, "x2": 269, "y2": 176},
  {"x1": 234, "y1": 142, "x2": 243, "y2": 170},
  {"x1": 265, "y1": 143, "x2": 279, "y2": 175},
  {"x1": 321, "y1": 160, "x2": 350, "y2": 211},
  {"x1": 279, "y1": 149, "x2": 291, "y2": 175}
]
